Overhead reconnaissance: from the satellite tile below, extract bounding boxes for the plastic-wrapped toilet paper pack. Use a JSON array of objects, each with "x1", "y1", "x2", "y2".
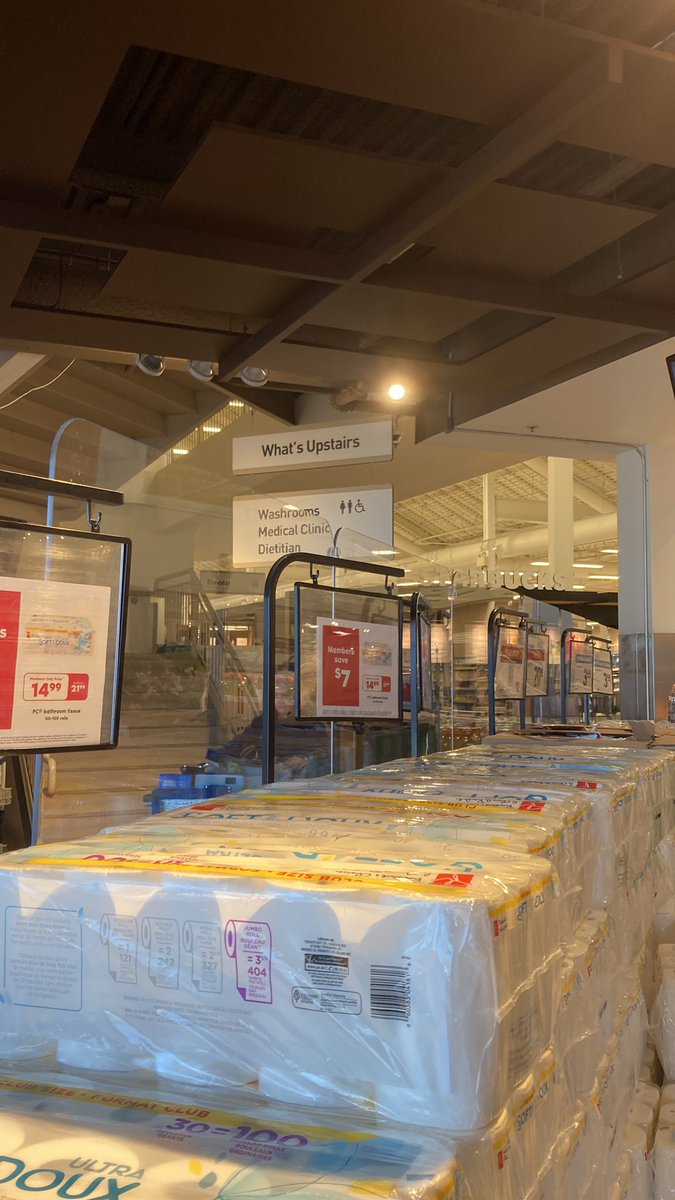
[
  {"x1": 0, "y1": 1074, "x2": 474, "y2": 1200},
  {"x1": 507, "y1": 1049, "x2": 569, "y2": 1200},
  {"x1": 653, "y1": 1125, "x2": 675, "y2": 1200},
  {"x1": 262, "y1": 755, "x2": 635, "y2": 911},
  {"x1": 107, "y1": 797, "x2": 578, "y2": 948},
  {"x1": 653, "y1": 971, "x2": 675, "y2": 1083},
  {"x1": 265, "y1": 780, "x2": 592, "y2": 932},
  {"x1": 90, "y1": 825, "x2": 557, "y2": 1003},
  {"x1": 622, "y1": 1124, "x2": 651, "y2": 1200},
  {"x1": 134, "y1": 789, "x2": 581, "y2": 940},
  {"x1": 0, "y1": 840, "x2": 560, "y2": 1131}
]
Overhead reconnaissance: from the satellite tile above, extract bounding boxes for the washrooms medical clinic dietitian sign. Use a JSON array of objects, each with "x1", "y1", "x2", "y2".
[
  {"x1": 232, "y1": 485, "x2": 394, "y2": 566},
  {"x1": 0, "y1": 521, "x2": 131, "y2": 753}
]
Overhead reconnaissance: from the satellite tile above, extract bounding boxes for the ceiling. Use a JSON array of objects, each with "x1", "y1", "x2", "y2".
[{"x1": 1, "y1": 0, "x2": 675, "y2": 440}]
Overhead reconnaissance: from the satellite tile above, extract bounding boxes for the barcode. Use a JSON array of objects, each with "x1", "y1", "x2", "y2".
[{"x1": 370, "y1": 964, "x2": 411, "y2": 1021}]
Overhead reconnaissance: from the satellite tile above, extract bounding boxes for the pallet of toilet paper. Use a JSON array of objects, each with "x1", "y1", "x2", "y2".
[{"x1": 0, "y1": 735, "x2": 673, "y2": 1199}]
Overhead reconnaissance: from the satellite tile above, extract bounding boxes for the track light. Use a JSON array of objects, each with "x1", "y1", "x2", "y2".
[
  {"x1": 239, "y1": 366, "x2": 269, "y2": 388},
  {"x1": 136, "y1": 354, "x2": 165, "y2": 377},
  {"x1": 187, "y1": 360, "x2": 215, "y2": 382}
]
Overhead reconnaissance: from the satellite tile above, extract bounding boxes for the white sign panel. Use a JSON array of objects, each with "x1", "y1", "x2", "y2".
[
  {"x1": 494, "y1": 626, "x2": 527, "y2": 699},
  {"x1": 232, "y1": 486, "x2": 393, "y2": 566},
  {"x1": 0, "y1": 576, "x2": 111, "y2": 750},
  {"x1": 526, "y1": 632, "x2": 550, "y2": 697},
  {"x1": 316, "y1": 617, "x2": 400, "y2": 719},
  {"x1": 569, "y1": 640, "x2": 593, "y2": 694},
  {"x1": 233, "y1": 419, "x2": 392, "y2": 475},
  {"x1": 593, "y1": 647, "x2": 614, "y2": 696}
]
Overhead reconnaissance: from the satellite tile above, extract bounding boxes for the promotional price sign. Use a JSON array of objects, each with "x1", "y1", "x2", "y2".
[
  {"x1": 0, "y1": 576, "x2": 111, "y2": 751},
  {"x1": 494, "y1": 625, "x2": 527, "y2": 699},
  {"x1": 526, "y1": 632, "x2": 550, "y2": 697},
  {"x1": 568, "y1": 639, "x2": 594, "y2": 694},
  {"x1": 0, "y1": 520, "x2": 130, "y2": 754},
  {"x1": 593, "y1": 647, "x2": 614, "y2": 696},
  {"x1": 316, "y1": 617, "x2": 400, "y2": 719}
]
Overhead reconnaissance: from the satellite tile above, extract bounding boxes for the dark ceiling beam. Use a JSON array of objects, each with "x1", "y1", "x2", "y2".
[
  {"x1": 0, "y1": 198, "x2": 349, "y2": 284},
  {"x1": 441, "y1": 182, "x2": 675, "y2": 362},
  {"x1": 365, "y1": 263, "x2": 675, "y2": 334},
  {"x1": 216, "y1": 47, "x2": 624, "y2": 382}
]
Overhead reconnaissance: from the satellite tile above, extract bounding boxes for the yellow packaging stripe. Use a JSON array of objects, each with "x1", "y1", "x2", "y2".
[
  {"x1": 0, "y1": 1075, "x2": 375, "y2": 1142},
  {"x1": 7, "y1": 853, "x2": 553, "y2": 917}
]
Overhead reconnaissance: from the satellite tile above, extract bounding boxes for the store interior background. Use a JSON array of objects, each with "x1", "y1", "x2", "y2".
[{"x1": 3, "y1": 336, "x2": 675, "y2": 846}]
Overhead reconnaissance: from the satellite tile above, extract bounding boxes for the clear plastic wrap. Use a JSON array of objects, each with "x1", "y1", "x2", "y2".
[
  {"x1": 652, "y1": 969, "x2": 675, "y2": 1082},
  {"x1": 653, "y1": 1125, "x2": 675, "y2": 1200},
  {"x1": 0, "y1": 839, "x2": 560, "y2": 1131},
  {"x1": 0, "y1": 1072, "x2": 473, "y2": 1200},
  {"x1": 128, "y1": 787, "x2": 584, "y2": 942}
]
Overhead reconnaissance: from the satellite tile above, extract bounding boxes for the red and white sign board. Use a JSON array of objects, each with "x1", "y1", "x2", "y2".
[
  {"x1": 316, "y1": 617, "x2": 399, "y2": 719},
  {"x1": 0, "y1": 576, "x2": 110, "y2": 750}
]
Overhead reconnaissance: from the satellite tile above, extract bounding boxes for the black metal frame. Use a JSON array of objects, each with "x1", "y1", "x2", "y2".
[
  {"x1": 0, "y1": 468, "x2": 124, "y2": 509},
  {"x1": 410, "y1": 591, "x2": 433, "y2": 758},
  {"x1": 487, "y1": 609, "x2": 552, "y2": 735},
  {"x1": 0, "y1": 518, "x2": 132, "y2": 755},
  {"x1": 561, "y1": 628, "x2": 612, "y2": 724},
  {"x1": 263, "y1": 553, "x2": 404, "y2": 784}
]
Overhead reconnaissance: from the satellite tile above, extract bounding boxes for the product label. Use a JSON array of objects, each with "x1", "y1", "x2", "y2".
[{"x1": 225, "y1": 920, "x2": 272, "y2": 1003}]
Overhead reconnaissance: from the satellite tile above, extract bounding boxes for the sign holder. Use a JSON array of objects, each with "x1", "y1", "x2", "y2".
[
  {"x1": 410, "y1": 591, "x2": 433, "y2": 757},
  {"x1": 295, "y1": 583, "x2": 403, "y2": 723},
  {"x1": 487, "y1": 609, "x2": 551, "y2": 736},
  {"x1": 561, "y1": 629, "x2": 613, "y2": 723},
  {"x1": 262, "y1": 553, "x2": 404, "y2": 783},
  {"x1": 0, "y1": 467, "x2": 128, "y2": 844}
]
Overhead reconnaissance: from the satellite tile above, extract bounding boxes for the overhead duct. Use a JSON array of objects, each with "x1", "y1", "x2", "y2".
[{"x1": 394, "y1": 511, "x2": 617, "y2": 570}]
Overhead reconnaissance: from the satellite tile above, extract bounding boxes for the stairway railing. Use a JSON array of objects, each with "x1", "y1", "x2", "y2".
[{"x1": 154, "y1": 569, "x2": 260, "y2": 740}]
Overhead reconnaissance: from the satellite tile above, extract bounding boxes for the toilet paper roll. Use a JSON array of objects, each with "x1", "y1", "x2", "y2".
[{"x1": 653, "y1": 1127, "x2": 675, "y2": 1200}]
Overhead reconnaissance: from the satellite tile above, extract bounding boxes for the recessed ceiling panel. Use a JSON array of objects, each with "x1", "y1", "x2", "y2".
[
  {"x1": 158, "y1": 126, "x2": 435, "y2": 242},
  {"x1": 102, "y1": 253, "x2": 299, "y2": 319},
  {"x1": 426, "y1": 183, "x2": 651, "y2": 279}
]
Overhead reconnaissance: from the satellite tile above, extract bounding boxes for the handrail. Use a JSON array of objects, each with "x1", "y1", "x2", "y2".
[{"x1": 262, "y1": 553, "x2": 405, "y2": 784}]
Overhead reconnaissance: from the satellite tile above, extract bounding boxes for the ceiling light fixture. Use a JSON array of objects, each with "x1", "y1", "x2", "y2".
[
  {"x1": 530, "y1": 561, "x2": 549, "y2": 567},
  {"x1": 588, "y1": 574, "x2": 619, "y2": 580},
  {"x1": 202, "y1": 425, "x2": 221, "y2": 434},
  {"x1": 573, "y1": 563, "x2": 603, "y2": 569},
  {"x1": 239, "y1": 366, "x2": 269, "y2": 388},
  {"x1": 136, "y1": 354, "x2": 165, "y2": 377},
  {"x1": 572, "y1": 584, "x2": 586, "y2": 590},
  {"x1": 172, "y1": 448, "x2": 189, "y2": 456},
  {"x1": 387, "y1": 383, "x2": 406, "y2": 401},
  {"x1": 187, "y1": 360, "x2": 215, "y2": 382},
  {"x1": 602, "y1": 548, "x2": 619, "y2": 555}
]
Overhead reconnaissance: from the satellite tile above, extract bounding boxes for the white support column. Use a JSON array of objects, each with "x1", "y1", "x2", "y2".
[
  {"x1": 482, "y1": 472, "x2": 497, "y2": 572},
  {"x1": 547, "y1": 458, "x2": 575, "y2": 588}
]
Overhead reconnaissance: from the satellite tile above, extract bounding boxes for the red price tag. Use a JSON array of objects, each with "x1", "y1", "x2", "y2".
[
  {"x1": 0, "y1": 589, "x2": 21, "y2": 730},
  {"x1": 322, "y1": 625, "x2": 360, "y2": 708}
]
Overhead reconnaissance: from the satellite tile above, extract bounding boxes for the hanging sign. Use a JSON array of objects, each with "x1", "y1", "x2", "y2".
[
  {"x1": 232, "y1": 419, "x2": 393, "y2": 475},
  {"x1": 0, "y1": 576, "x2": 111, "y2": 750},
  {"x1": 316, "y1": 616, "x2": 400, "y2": 719},
  {"x1": 232, "y1": 485, "x2": 393, "y2": 566},
  {"x1": 526, "y1": 631, "x2": 550, "y2": 697},
  {"x1": 593, "y1": 646, "x2": 614, "y2": 696},
  {"x1": 494, "y1": 625, "x2": 527, "y2": 699},
  {"x1": 568, "y1": 639, "x2": 594, "y2": 694}
]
